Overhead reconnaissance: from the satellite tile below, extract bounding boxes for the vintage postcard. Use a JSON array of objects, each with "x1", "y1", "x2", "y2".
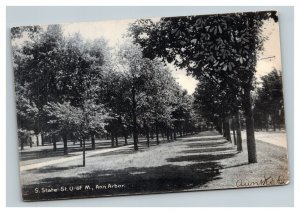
[{"x1": 11, "y1": 11, "x2": 289, "y2": 201}]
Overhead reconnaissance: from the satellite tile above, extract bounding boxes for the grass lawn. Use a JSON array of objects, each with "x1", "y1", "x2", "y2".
[{"x1": 19, "y1": 131, "x2": 289, "y2": 201}]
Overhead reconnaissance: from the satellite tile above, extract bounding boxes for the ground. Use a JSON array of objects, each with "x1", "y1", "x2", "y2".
[{"x1": 19, "y1": 130, "x2": 289, "y2": 201}]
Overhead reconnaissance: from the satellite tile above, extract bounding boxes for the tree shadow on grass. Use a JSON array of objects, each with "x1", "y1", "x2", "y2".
[
  {"x1": 19, "y1": 141, "x2": 131, "y2": 161},
  {"x1": 31, "y1": 165, "x2": 83, "y2": 174},
  {"x1": 196, "y1": 131, "x2": 222, "y2": 137},
  {"x1": 22, "y1": 161, "x2": 223, "y2": 201},
  {"x1": 166, "y1": 152, "x2": 237, "y2": 163},
  {"x1": 186, "y1": 141, "x2": 230, "y2": 148},
  {"x1": 19, "y1": 139, "x2": 161, "y2": 162},
  {"x1": 181, "y1": 146, "x2": 236, "y2": 154},
  {"x1": 21, "y1": 132, "x2": 238, "y2": 201},
  {"x1": 182, "y1": 137, "x2": 225, "y2": 142},
  {"x1": 19, "y1": 146, "x2": 99, "y2": 161},
  {"x1": 223, "y1": 162, "x2": 249, "y2": 169}
]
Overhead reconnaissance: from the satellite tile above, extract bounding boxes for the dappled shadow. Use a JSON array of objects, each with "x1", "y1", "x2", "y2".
[
  {"x1": 183, "y1": 137, "x2": 224, "y2": 142},
  {"x1": 186, "y1": 141, "x2": 230, "y2": 148},
  {"x1": 22, "y1": 162, "x2": 223, "y2": 201},
  {"x1": 223, "y1": 162, "x2": 249, "y2": 169},
  {"x1": 181, "y1": 146, "x2": 236, "y2": 154},
  {"x1": 167, "y1": 152, "x2": 237, "y2": 163},
  {"x1": 194, "y1": 131, "x2": 221, "y2": 137},
  {"x1": 20, "y1": 131, "x2": 239, "y2": 201},
  {"x1": 19, "y1": 141, "x2": 130, "y2": 161},
  {"x1": 20, "y1": 149, "x2": 69, "y2": 161},
  {"x1": 32, "y1": 165, "x2": 83, "y2": 174},
  {"x1": 19, "y1": 137, "x2": 171, "y2": 162}
]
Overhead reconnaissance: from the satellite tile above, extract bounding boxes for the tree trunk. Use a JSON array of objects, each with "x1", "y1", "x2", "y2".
[
  {"x1": 222, "y1": 121, "x2": 226, "y2": 137},
  {"x1": 220, "y1": 121, "x2": 223, "y2": 135},
  {"x1": 63, "y1": 134, "x2": 68, "y2": 155},
  {"x1": 180, "y1": 124, "x2": 183, "y2": 137},
  {"x1": 124, "y1": 134, "x2": 128, "y2": 145},
  {"x1": 265, "y1": 114, "x2": 269, "y2": 131},
  {"x1": 146, "y1": 131, "x2": 150, "y2": 148},
  {"x1": 20, "y1": 139, "x2": 24, "y2": 150},
  {"x1": 166, "y1": 129, "x2": 170, "y2": 141},
  {"x1": 123, "y1": 128, "x2": 128, "y2": 145},
  {"x1": 91, "y1": 133, "x2": 95, "y2": 150},
  {"x1": 111, "y1": 133, "x2": 115, "y2": 147},
  {"x1": 41, "y1": 133, "x2": 44, "y2": 146},
  {"x1": 132, "y1": 86, "x2": 138, "y2": 151},
  {"x1": 115, "y1": 134, "x2": 119, "y2": 147},
  {"x1": 173, "y1": 129, "x2": 177, "y2": 140},
  {"x1": 52, "y1": 136, "x2": 57, "y2": 151},
  {"x1": 232, "y1": 117, "x2": 237, "y2": 145},
  {"x1": 277, "y1": 107, "x2": 281, "y2": 131},
  {"x1": 36, "y1": 134, "x2": 39, "y2": 146},
  {"x1": 273, "y1": 114, "x2": 276, "y2": 131},
  {"x1": 150, "y1": 131, "x2": 154, "y2": 139},
  {"x1": 146, "y1": 129, "x2": 150, "y2": 147},
  {"x1": 82, "y1": 139, "x2": 86, "y2": 167},
  {"x1": 29, "y1": 137, "x2": 32, "y2": 148},
  {"x1": 224, "y1": 118, "x2": 231, "y2": 142},
  {"x1": 236, "y1": 112, "x2": 243, "y2": 152},
  {"x1": 80, "y1": 139, "x2": 83, "y2": 147},
  {"x1": 228, "y1": 118, "x2": 232, "y2": 142},
  {"x1": 243, "y1": 87, "x2": 257, "y2": 163},
  {"x1": 155, "y1": 120, "x2": 159, "y2": 145}
]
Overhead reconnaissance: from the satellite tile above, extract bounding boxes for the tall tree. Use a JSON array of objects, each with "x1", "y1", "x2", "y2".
[
  {"x1": 44, "y1": 102, "x2": 81, "y2": 155},
  {"x1": 15, "y1": 83, "x2": 38, "y2": 149},
  {"x1": 13, "y1": 25, "x2": 66, "y2": 146}
]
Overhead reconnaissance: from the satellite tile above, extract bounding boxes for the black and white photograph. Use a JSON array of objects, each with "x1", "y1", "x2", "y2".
[{"x1": 11, "y1": 11, "x2": 289, "y2": 201}]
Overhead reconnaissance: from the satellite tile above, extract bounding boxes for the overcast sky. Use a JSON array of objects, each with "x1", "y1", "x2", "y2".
[{"x1": 61, "y1": 16, "x2": 282, "y2": 95}]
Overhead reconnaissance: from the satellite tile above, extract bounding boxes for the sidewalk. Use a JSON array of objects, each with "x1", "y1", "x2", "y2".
[{"x1": 230, "y1": 130, "x2": 287, "y2": 148}]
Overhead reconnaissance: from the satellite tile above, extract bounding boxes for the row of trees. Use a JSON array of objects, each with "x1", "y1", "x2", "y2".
[
  {"x1": 253, "y1": 69, "x2": 285, "y2": 131},
  {"x1": 193, "y1": 74, "x2": 243, "y2": 152},
  {"x1": 12, "y1": 25, "x2": 201, "y2": 158},
  {"x1": 129, "y1": 11, "x2": 279, "y2": 163},
  {"x1": 13, "y1": 11, "x2": 282, "y2": 165},
  {"x1": 192, "y1": 68, "x2": 285, "y2": 152}
]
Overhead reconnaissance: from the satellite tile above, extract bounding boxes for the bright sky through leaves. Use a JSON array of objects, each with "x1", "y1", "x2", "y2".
[{"x1": 62, "y1": 16, "x2": 281, "y2": 94}]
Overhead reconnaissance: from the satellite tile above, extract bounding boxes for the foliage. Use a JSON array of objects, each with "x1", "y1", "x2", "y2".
[
  {"x1": 129, "y1": 11, "x2": 279, "y2": 163},
  {"x1": 253, "y1": 69, "x2": 285, "y2": 130}
]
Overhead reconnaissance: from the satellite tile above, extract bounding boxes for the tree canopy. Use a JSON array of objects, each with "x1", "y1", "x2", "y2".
[{"x1": 129, "y1": 11, "x2": 278, "y2": 163}]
